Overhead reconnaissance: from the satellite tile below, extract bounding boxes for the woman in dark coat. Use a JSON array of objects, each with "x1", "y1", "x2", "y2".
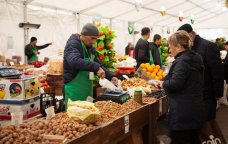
[{"x1": 158, "y1": 30, "x2": 205, "y2": 144}]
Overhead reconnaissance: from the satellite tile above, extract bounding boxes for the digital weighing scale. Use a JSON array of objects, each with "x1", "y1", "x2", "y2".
[
  {"x1": 94, "y1": 91, "x2": 130, "y2": 104},
  {"x1": 0, "y1": 66, "x2": 21, "y2": 78}
]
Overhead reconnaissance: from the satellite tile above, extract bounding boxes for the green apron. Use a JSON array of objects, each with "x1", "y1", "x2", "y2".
[
  {"x1": 28, "y1": 44, "x2": 38, "y2": 62},
  {"x1": 64, "y1": 40, "x2": 94, "y2": 108},
  {"x1": 158, "y1": 47, "x2": 163, "y2": 66}
]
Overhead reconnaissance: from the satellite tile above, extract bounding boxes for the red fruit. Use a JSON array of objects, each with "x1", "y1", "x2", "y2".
[
  {"x1": 99, "y1": 55, "x2": 105, "y2": 60},
  {"x1": 97, "y1": 46, "x2": 103, "y2": 51},
  {"x1": 107, "y1": 44, "x2": 113, "y2": 49},
  {"x1": 98, "y1": 32, "x2": 104, "y2": 37}
]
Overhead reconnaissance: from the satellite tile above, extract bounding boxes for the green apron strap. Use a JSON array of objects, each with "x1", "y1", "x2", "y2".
[
  {"x1": 158, "y1": 47, "x2": 163, "y2": 66},
  {"x1": 28, "y1": 44, "x2": 38, "y2": 62},
  {"x1": 149, "y1": 50, "x2": 154, "y2": 65}
]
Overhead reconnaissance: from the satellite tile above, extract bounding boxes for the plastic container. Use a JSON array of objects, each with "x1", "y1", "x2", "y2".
[{"x1": 134, "y1": 90, "x2": 142, "y2": 104}]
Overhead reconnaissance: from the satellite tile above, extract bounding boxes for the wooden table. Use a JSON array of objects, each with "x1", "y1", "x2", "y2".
[{"x1": 68, "y1": 104, "x2": 150, "y2": 144}]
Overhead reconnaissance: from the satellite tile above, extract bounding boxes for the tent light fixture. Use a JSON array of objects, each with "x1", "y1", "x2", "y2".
[
  {"x1": 19, "y1": 23, "x2": 40, "y2": 29},
  {"x1": 161, "y1": 6, "x2": 166, "y2": 16},
  {"x1": 134, "y1": 0, "x2": 143, "y2": 12},
  {"x1": 179, "y1": 11, "x2": 184, "y2": 22}
]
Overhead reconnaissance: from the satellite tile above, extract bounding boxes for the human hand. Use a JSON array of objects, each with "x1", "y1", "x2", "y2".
[
  {"x1": 157, "y1": 81, "x2": 164, "y2": 89},
  {"x1": 97, "y1": 67, "x2": 106, "y2": 79},
  {"x1": 111, "y1": 77, "x2": 119, "y2": 86}
]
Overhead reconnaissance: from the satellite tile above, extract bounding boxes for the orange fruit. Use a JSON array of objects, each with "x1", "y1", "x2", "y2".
[
  {"x1": 151, "y1": 64, "x2": 155, "y2": 69},
  {"x1": 142, "y1": 68, "x2": 147, "y2": 72},
  {"x1": 157, "y1": 71, "x2": 163, "y2": 76},
  {"x1": 153, "y1": 68, "x2": 159, "y2": 73},
  {"x1": 155, "y1": 65, "x2": 160, "y2": 70},
  {"x1": 162, "y1": 72, "x2": 166, "y2": 77},
  {"x1": 151, "y1": 72, "x2": 156, "y2": 78},
  {"x1": 140, "y1": 64, "x2": 145, "y2": 69},
  {"x1": 158, "y1": 75, "x2": 163, "y2": 80},
  {"x1": 148, "y1": 66, "x2": 154, "y2": 73},
  {"x1": 147, "y1": 72, "x2": 151, "y2": 75},
  {"x1": 155, "y1": 76, "x2": 160, "y2": 80}
]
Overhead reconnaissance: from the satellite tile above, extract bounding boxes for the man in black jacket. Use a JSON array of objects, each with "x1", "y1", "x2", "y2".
[
  {"x1": 135, "y1": 27, "x2": 152, "y2": 67},
  {"x1": 63, "y1": 23, "x2": 118, "y2": 105},
  {"x1": 178, "y1": 24, "x2": 224, "y2": 121},
  {"x1": 25, "y1": 37, "x2": 52, "y2": 63},
  {"x1": 150, "y1": 34, "x2": 162, "y2": 66}
]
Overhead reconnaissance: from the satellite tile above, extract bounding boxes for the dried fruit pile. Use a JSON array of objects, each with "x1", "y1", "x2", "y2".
[
  {"x1": 121, "y1": 77, "x2": 150, "y2": 90},
  {"x1": 94, "y1": 99, "x2": 141, "y2": 122},
  {"x1": 142, "y1": 97, "x2": 157, "y2": 103}
]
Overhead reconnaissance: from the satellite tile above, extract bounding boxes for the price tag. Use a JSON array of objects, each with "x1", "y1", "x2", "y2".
[
  {"x1": 124, "y1": 115, "x2": 129, "y2": 134},
  {"x1": 11, "y1": 112, "x2": 23, "y2": 126},
  {"x1": 159, "y1": 99, "x2": 163, "y2": 114},
  {"x1": 9, "y1": 62, "x2": 15, "y2": 66},
  {"x1": 45, "y1": 106, "x2": 55, "y2": 120}
]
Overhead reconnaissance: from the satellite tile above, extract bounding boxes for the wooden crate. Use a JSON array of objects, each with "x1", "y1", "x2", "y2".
[
  {"x1": 67, "y1": 127, "x2": 102, "y2": 144},
  {"x1": 101, "y1": 104, "x2": 150, "y2": 144}
]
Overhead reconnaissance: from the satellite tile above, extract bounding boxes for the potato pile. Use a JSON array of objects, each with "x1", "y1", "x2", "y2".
[
  {"x1": 94, "y1": 99, "x2": 141, "y2": 122},
  {"x1": 142, "y1": 97, "x2": 157, "y2": 103},
  {"x1": 0, "y1": 113, "x2": 96, "y2": 144}
]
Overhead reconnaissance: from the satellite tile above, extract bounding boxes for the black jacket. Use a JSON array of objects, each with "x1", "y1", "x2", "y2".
[
  {"x1": 25, "y1": 43, "x2": 49, "y2": 60},
  {"x1": 163, "y1": 50, "x2": 205, "y2": 130},
  {"x1": 150, "y1": 42, "x2": 162, "y2": 66},
  {"x1": 63, "y1": 34, "x2": 114, "y2": 84},
  {"x1": 223, "y1": 51, "x2": 228, "y2": 82},
  {"x1": 192, "y1": 35, "x2": 224, "y2": 120},
  {"x1": 134, "y1": 38, "x2": 150, "y2": 66}
]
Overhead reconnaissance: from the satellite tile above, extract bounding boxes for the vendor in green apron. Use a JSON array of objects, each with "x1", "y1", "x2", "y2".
[
  {"x1": 25, "y1": 37, "x2": 52, "y2": 63},
  {"x1": 150, "y1": 34, "x2": 163, "y2": 66},
  {"x1": 134, "y1": 27, "x2": 153, "y2": 68},
  {"x1": 63, "y1": 23, "x2": 118, "y2": 107}
]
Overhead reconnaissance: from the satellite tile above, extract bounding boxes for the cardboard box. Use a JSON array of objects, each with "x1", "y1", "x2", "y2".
[
  {"x1": 0, "y1": 75, "x2": 40, "y2": 100},
  {"x1": 0, "y1": 96, "x2": 40, "y2": 120}
]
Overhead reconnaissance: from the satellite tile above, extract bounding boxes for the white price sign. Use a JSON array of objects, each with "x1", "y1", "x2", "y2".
[{"x1": 124, "y1": 115, "x2": 129, "y2": 134}]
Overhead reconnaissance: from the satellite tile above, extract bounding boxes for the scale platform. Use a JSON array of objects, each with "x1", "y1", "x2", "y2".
[
  {"x1": 94, "y1": 91, "x2": 130, "y2": 104},
  {"x1": 0, "y1": 66, "x2": 21, "y2": 78}
]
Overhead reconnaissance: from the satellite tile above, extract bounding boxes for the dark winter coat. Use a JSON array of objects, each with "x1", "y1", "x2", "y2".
[
  {"x1": 63, "y1": 34, "x2": 114, "y2": 84},
  {"x1": 192, "y1": 35, "x2": 224, "y2": 121},
  {"x1": 163, "y1": 50, "x2": 205, "y2": 130},
  {"x1": 223, "y1": 51, "x2": 228, "y2": 83},
  {"x1": 150, "y1": 42, "x2": 162, "y2": 66},
  {"x1": 134, "y1": 38, "x2": 150, "y2": 67},
  {"x1": 25, "y1": 43, "x2": 50, "y2": 60}
]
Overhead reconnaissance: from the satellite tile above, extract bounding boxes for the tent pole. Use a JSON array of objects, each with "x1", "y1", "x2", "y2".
[
  {"x1": 132, "y1": 22, "x2": 136, "y2": 45},
  {"x1": 77, "y1": 13, "x2": 81, "y2": 33},
  {"x1": 110, "y1": 18, "x2": 112, "y2": 30},
  {"x1": 23, "y1": 1, "x2": 29, "y2": 64}
]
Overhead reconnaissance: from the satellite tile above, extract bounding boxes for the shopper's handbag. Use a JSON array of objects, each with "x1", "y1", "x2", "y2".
[{"x1": 199, "y1": 120, "x2": 226, "y2": 144}]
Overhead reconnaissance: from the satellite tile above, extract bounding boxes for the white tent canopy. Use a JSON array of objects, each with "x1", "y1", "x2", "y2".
[{"x1": 0, "y1": 0, "x2": 228, "y2": 62}]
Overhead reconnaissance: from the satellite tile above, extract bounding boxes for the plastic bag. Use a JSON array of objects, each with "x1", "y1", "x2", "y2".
[
  {"x1": 99, "y1": 78, "x2": 122, "y2": 92},
  {"x1": 67, "y1": 101, "x2": 100, "y2": 123}
]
